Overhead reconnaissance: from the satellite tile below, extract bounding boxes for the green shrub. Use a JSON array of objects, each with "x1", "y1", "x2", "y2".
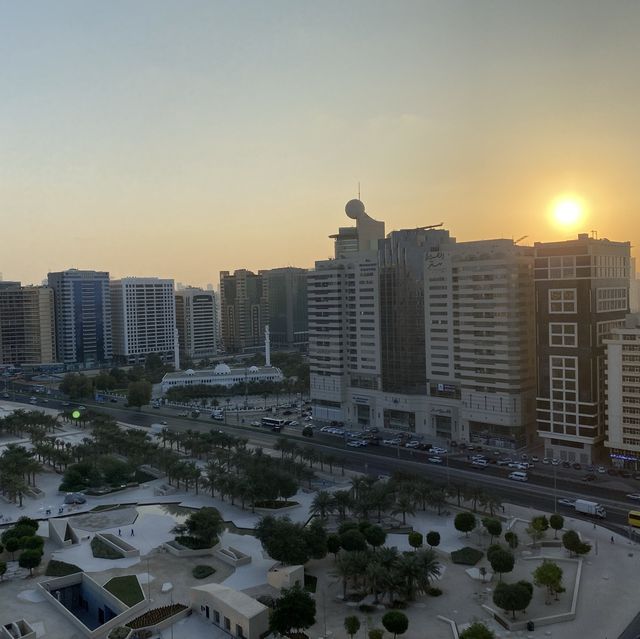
[
  {"x1": 175, "y1": 535, "x2": 214, "y2": 550},
  {"x1": 451, "y1": 546, "x2": 484, "y2": 565},
  {"x1": 359, "y1": 603, "x2": 376, "y2": 613},
  {"x1": 192, "y1": 565, "x2": 216, "y2": 579}
]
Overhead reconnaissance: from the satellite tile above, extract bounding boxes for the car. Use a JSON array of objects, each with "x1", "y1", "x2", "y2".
[
  {"x1": 160, "y1": 421, "x2": 167, "y2": 425},
  {"x1": 405, "y1": 441, "x2": 420, "y2": 448},
  {"x1": 562, "y1": 461, "x2": 571, "y2": 469},
  {"x1": 531, "y1": 455, "x2": 540, "y2": 462},
  {"x1": 582, "y1": 474, "x2": 596, "y2": 481},
  {"x1": 551, "y1": 458, "x2": 560, "y2": 466},
  {"x1": 377, "y1": 474, "x2": 391, "y2": 482},
  {"x1": 78, "y1": 405, "x2": 86, "y2": 411},
  {"x1": 109, "y1": 398, "x2": 118, "y2": 403},
  {"x1": 251, "y1": 421, "x2": 260, "y2": 427},
  {"x1": 542, "y1": 457, "x2": 551, "y2": 464},
  {"x1": 432, "y1": 447, "x2": 448, "y2": 455},
  {"x1": 62, "y1": 401, "x2": 70, "y2": 406},
  {"x1": 597, "y1": 465, "x2": 607, "y2": 474},
  {"x1": 520, "y1": 453, "x2": 529, "y2": 461},
  {"x1": 572, "y1": 462, "x2": 582, "y2": 471},
  {"x1": 383, "y1": 438, "x2": 401, "y2": 445},
  {"x1": 289, "y1": 421, "x2": 299, "y2": 427},
  {"x1": 558, "y1": 498, "x2": 575, "y2": 507},
  {"x1": 586, "y1": 465, "x2": 595, "y2": 473},
  {"x1": 627, "y1": 493, "x2": 640, "y2": 501},
  {"x1": 320, "y1": 426, "x2": 331, "y2": 432},
  {"x1": 620, "y1": 470, "x2": 633, "y2": 479},
  {"x1": 346, "y1": 441, "x2": 361, "y2": 447},
  {"x1": 282, "y1": 410, "x2": 293, "y2": 415},
  {"x1": 497, "y1": 459, "x2": 511, "y2": 466},
  {"x1": 427, "y1": 456, "x2": 443, "y2": 464}
]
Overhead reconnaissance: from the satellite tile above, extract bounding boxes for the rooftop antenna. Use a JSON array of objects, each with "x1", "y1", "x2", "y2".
[
  {"x1": 591, "y1": 229, "x2": 598, "y2": 239},
  {"x1": 358, "y1": 181, "x2": 361, "y2": 200}
]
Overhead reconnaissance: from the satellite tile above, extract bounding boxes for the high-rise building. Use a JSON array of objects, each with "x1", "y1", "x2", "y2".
[
  {"x1": 604, "y1": 313, "x2": 640, "y2": 468},
  {"x1": 534, "y1": 234, "x2": 631, "y2": 464},
  {"x1": 219, "y1": 270, "x2": 268, "y2": 353},
  {"x1": 0, "y1": 284, "x2": 56, "y2": 366},
  {"x1": 308, "y1": 200, "x2": 385, "y2": 425},
  {"x1": 261, "y1": 267, "x2": 308, "y2": 352},
  {"x1": 426, "y1": 240, "x2": 536, "y2": 448},
  {"x1": 175, "y1": 287, "x2": 219, "y2": 361},
  {"x1": 47, "y1": 269, "x2": 112, "y2": 366},
  {"x1": 110, "y1": 277, "x2": 176, "y2": 365}
]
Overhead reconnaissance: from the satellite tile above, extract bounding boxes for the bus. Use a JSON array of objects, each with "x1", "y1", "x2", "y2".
[
  {"x1": 628, "y1": 511, "x2": 640, "y2": 528},
  {"x1": 261, "y1": 417, "x2": 286, "y2": 432}
]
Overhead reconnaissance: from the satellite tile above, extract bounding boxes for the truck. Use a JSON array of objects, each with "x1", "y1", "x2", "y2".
[{"x1": 574, "y1": 499, "x2": 606, "y2": 519}]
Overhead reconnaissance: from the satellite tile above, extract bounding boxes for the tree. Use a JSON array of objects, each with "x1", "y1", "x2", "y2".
[
  {"x1": 504, "y1": 531, "x2": 519, "y2": 550},
  {"x1": 369, "y1": 630, "x2": 384, "y2": 639},
  {"x1": 5, "y1": 537, "x2": 20, "y2": 559},
  {"x1": 340, "y1": 529, "x2": 367, "y2": 552},
  {"x1": 482, "y1": 517, "x2": 502, "y2": 544},
  {"x1": 311, "y1": 491, "x2": 335, "y2": 520},
  {"x1": 365, "y1": 525, "x2": 387, "y2": 550},
  {"x1": 126, "y1": 381, "x2": 152, "y2": 410},
  {"x1": 533, "y1": 559, "x2": 564, "y2": 604},
  {"x1": 344, "y1": 615, "x2": 361, "y2": 639},
  {"x1": 382, "y1": 610, "x2": 409, "y2": 639},
  {"x1": 270, "y1": 583, "x2": 316, "y2": 634},
  {"x1": 454, "y1": 512, "x2": 476, "y2": 537},
  {"x1": 59, "y1": 373, "x2": 93, "y2": 400},
  {"x1": 460, "y1": 622, "x2": 496, "y2": 639},
  {"x1": 549, "y1": 513, "x2": 564, "y2": 539},
  {"x1": 256, "y1": 516, "x2": 311, "y2": 565},
  {"x1": 562, "y1": 530, "x2": 583, "y2": 557},
  {"x1": 185, "y1": 507, "x2": 223, "y2": 546},
  {"x1": 0, "y1": 561, "x2": 5, "y2": 581},
  {"x1": 492, "y1": 581, "x2": 532, "y2": 620},
  {"x1": 327, "y1": 534, "x2": 341, "y2": 558},
  {"x1": 526, "y1": 515, "x2": 549, "y2": 547},
  {"x1": 305, "y1": 519, "x2": 328, "y2": 560},
  {"x1": 488, "y1": 547, "x2": 515, "y2": 581},
  {"x1": 426, "y1": 530, "x2": 440, "y2": 549},
  {"x1": 408, "y1": 531, "x2": 423, "y2": 551},
  {"x1": 18, "y1": 549, "x2": 42, "y2": 576}
]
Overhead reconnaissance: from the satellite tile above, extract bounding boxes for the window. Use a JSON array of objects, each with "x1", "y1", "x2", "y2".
[
  {"x1": 596, "y1": 287, "x2": 628, "y2": 312},
  {"x1": 549, "y1": 323, "x2": 577, "y2": 347},
  {"x1": 549, "y1": 289, "x2": 576, "y2": 313}
]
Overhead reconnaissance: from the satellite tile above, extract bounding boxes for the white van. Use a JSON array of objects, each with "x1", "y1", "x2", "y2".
[
  {"x1": 509, "y1": 471, "x2": 528, "y2": 482},
  {"x1": 472, "y1": 459, "x2": 488, "y2": 468}
]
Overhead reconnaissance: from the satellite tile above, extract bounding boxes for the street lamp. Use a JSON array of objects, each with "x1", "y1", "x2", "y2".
[{"x1": 553, "y1": 464, "x2": 557, "y2": 513}]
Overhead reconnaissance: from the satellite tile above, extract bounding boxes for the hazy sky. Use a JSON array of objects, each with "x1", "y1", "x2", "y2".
[{"x1": 2, "y1": 1, "x2": 639, "y2": 286}]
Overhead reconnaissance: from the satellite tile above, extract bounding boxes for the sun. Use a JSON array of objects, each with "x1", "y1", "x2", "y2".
[{"x1": 551, "y1": 195, "x2": 585, "y2": 228}]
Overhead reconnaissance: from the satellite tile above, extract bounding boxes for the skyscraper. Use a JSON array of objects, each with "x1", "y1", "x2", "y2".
[
  {"x1": 219, "y1": 270, "x2": 267, "y2": 353},
  {"x1": 110, "y1": 277, "x2": 176, "y2": 365},
  {"x1": 261, "y1": 267, "x2": 308, "y2": 352},
  {"x1": 47, "y1": 269, "x2": 112, "y2": 366},
  {"x1": 0, "y1": 284, "x2": 56, "y2": 366},
  {"x1": 534, "y1": 234, "x2": 631, "y2": 464},
  {"x1": 175, "y1": 287, "x2": 219, "y2": 362}
]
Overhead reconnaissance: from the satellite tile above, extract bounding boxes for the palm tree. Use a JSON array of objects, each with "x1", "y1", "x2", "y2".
[
  {"x1": 392, "y1": 493, "x2": 416, "y2": 525},
  {"x1": 415, "y1": 548, "x2": 442, "y2": 594},
  {"x1": 333, "y1": 490, "x2": 353, "y2": 521},
  {"x1": 311, "y1": 491, "x2": 335, "y2": 520},
  {"x1": 427, "y1": 488, "x2": 447, "y2": 515},
  {"x1": 365, "y1": 560, "x2": 387, "y2": 604},
  {"x1": 369, "y1": 484, "x2": 393, "y2": 523}
]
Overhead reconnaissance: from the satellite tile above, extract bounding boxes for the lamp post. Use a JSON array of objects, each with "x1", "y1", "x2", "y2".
[{"x1": 553, "y1": 464, "x2": 558, "y2": 513}]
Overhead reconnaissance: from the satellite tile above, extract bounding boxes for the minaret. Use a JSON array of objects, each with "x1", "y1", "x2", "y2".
[{"x1": 265, "y1": 325, "x2": 271, "y2": 367}]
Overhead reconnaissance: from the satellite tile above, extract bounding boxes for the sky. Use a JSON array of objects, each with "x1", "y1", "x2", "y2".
[{"x1": 2, "y1": 0, "x2": 639, "y2": 286}]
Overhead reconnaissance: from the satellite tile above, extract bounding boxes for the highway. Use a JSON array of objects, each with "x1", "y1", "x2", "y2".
[{"x1": 6, "y1": 391, "x2": 640, "y2": 536}]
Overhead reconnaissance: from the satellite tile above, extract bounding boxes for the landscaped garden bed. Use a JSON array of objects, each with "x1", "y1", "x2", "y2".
[
  {"x1": 45, "y1": 559, "x2": 82, "y2": 577},
  {"x1": 451, "y1": 546, "x2": 484, "y2": 565},
  {"x1": 91, "y1": 536, "x2": 124, "y2": 559},
  {"x1": 126, "y1": 604, "x2": 189, "y2": 629},
  {"x1": 192, "y1": 564, "x2": 216, "y2": 579},
  {"x1": 104, "y1": 576, "x2": 144, "y2": 606},
  {"x1": 253, "y1": 500, "x2": 299, "y2": 509}
]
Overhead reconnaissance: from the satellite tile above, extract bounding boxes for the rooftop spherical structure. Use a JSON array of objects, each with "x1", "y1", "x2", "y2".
[
  {"x1": 345, "y1": 198, "x2": 365, "y2": 219},
  {"x1": 248, "y1": 365, "x2": 259, "y2": 373},
  {"x1": 213, "y1": 363, "x2": 231, "y2": 375}
]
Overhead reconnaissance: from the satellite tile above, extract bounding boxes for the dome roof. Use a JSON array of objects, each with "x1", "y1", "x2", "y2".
[
  {"x1": 185, "y1": 369, "x2": 195, "y2": 375},
  {"x1": 213, "y1": 363, "x2": 231, "y2": 375},
  {"x1": 248, "y1": 365, "x2": 259, "y2": 373}
]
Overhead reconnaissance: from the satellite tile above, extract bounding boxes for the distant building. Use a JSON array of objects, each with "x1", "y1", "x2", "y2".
[
  {"x1": 110, "y1": 277, "x2": 176, "y2": 365},
  {"x1": 0, "y1": 284, "x2": 56, "y2": 366},
  {"x1": 175, "y1": 287, "x2": 219, "y2": 361},
  {"x1": 261, "y1": 267, "x2": 308, "y2": 352},
  {"x1": 605, "y1": 313, "x2": 640, "y2": 468},
  {"x1": 219, "y1": 270, "x2": 267, "y2": 353},
  {"x1": 47, "y1": 269, "x2": 112, "y2": 366},
  {"x1": 535, "y1": 234, "x2": 631, "y2": 464}
]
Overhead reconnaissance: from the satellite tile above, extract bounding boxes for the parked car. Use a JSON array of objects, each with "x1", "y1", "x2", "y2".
[
  {"x1": 562, "y1": 461, "x2": 571, "y2": 469},
  {"x1": 582, "y1": 474, "x2": 597, "y2": 482},
  {"x1": 551, "y1": 458, "x2": 560, "y2": 466},
  {"x1": 251, "y1": 421, "x2": 260, "y2": 427},
  {"x1": 572, "y1": 462, "x2": 582, "y2": 471},
  {"x1": 431, "y1": 447, "x2": 447, "y2": 455},
  {"x1": 383, "y1": 438, "x2": 401, "y2": 445},
  {"x1": 627, "y1": 493, "x2": 640, "y2": 501},
  {"x1": 542, "y1": 457, "x2": 551, "y2": 464},
  {"x1": 427, "y1": 457, "x2": 443, "y2": 464},
  {"x1": 597, "y1": 465, "x2": 607, "y2": 474},
  {"x1": 558, "y1": 498, "x2": 576, "y2": 507},
  {"x1": 289, "y1": 421, "x2": 299, "y2": 427},
  {"x1": 531, "y1": 455, "x2": 540, "y2": 462},
  {"x1": 405, "y1": 440, "x2": 420, "y2": 449}
]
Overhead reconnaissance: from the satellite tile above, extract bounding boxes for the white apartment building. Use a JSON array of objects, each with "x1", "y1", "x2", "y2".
[
  {"x1": 175, "y1": 287, "x2": 219, "y2": 361},
  {"x1": 110, "y1": 277, "x2": 176, "y2": 365},
  {"x1": 426, "y1": 240, "x2": 536, "y2": 449},
  {"x1": 605, "y1": 313, "x2": 640, "y2": 468}
]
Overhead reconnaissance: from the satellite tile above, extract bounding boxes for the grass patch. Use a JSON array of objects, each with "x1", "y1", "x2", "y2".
[
  {"x1": 104, "y1": 575, "x2": 144, "y2": 607},
  {"x1": 91, "y1": 536, "x2": 125, "y2": 559},
  {"x1": 304, "y1": 573, "x2": 317, "y2": 593},
  {"x1": 451, "y1": 546, "x2": 484, "y2": 565},
  {"x1": 192, "y1": 565, "x2": 216, "y2": 579},
  {"x1": 127, "y1": 604, "x2": 188, "y2": 629},
  {"x1": 174, "y1": 535, "x2": 215, "y2": 550},
  {"x1": 45, "y1": 559, "x2": 82, "y2": 577}
]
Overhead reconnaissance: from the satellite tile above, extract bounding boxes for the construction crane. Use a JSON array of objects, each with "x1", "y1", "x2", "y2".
[
  {"x1": 416, "y1": 223, "x2": 444, "y2": 231},
  {"x1": 514, "y1": 235, "x2": 528, "y2": 244}
]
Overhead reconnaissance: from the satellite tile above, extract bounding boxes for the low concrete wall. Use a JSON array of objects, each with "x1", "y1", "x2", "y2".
[
  {"x1": 1, "y1": 619, "x2": 37, "y2": 639},
  {"x1": 163, "y1": 540, "x2": 215, "y2": 558},
  {"x1": 214, "y1": 546, "x2": 251, "y2": 567},
  {"x1": 253, "y1": 503, "x2": 299, "y2": 515},
  {"x1": 97, "y1": 533, "x2": 140, "y2": 558},
  {"x1": 128, "y1": 606, "x2": 191, "y2": 635}
]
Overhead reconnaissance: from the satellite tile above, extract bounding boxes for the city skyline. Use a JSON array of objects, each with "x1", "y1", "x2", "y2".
[{"x1": 3, "y1": 1, "x2": 640, "y2": 286}]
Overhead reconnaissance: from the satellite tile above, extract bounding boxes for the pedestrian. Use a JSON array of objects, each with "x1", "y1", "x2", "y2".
[
  {"x1": 131, "y1": 528, "x2": 134, "y2": 536},
  {"x1": 611, "y1": 536, "x2": 614, "y2": 544},
  {"x1": 118, "y1": 529, "x2": 122, "y2": 537}
]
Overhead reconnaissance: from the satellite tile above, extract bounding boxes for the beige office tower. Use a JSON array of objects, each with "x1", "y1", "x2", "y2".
[{"x1": 0, "y1": 284, "x2": 56, "y2": 365}]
